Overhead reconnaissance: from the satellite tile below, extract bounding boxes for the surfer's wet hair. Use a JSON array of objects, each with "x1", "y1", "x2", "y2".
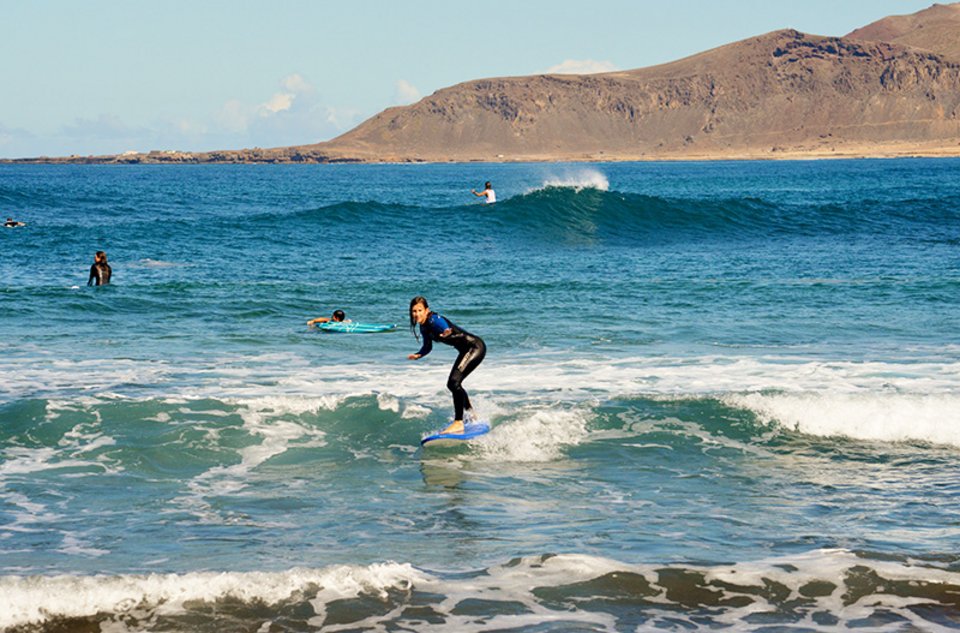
[
  {"x1": 332, "y1": 310, "x2": 345, "y2": 322},
  {"x1": 410, "y1": 295, "x2": 429, "y2": 340}
]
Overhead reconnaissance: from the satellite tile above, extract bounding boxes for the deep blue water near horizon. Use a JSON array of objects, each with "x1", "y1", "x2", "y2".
[{"x1": 1, "y1": 159, "x2": 960, "y2": 631}]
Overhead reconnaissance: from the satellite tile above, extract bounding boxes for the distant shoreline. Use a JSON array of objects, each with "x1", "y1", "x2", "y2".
[{"x1": 4, "y1": 143, "x2": 960, "y2": 165}]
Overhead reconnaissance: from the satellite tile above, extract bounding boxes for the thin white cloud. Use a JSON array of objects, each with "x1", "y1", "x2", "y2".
[
  {"x1": 0, "y1": 124, "x2": 37, "y2": 158},
  {"x1": 173, "y1": 118, "x2": 207, "y2": 135},
  {"x1": 214, "y1": 74, "x2": 364, "y2": 146},
  {"x1": 0, "y1": 126, "x2": 18, "y2": 148},
  {"x1": 218, "y1": 74, "x2": 316, "y2": 132},
  {"x1": 4, "y1": 73, "x2": 361, "y2": 157},
  {"x1": 324, "y1": 105, "x2": 363, "y2": 131},
  {"x1": 261, "y1": 92, "x2": 294, "y2": 114},
  {"x1": 254, "y1": 74, "x2": 316, "y2": 117},
  {"x1": 281, "y1": 73, "x2": 311, "y2": 93},
  {"x1": 394, "y1": 79, "x2": 421, "y2": 105},
  {"x1": 544, "y1": 59, "x2": 619, "y2": 75},
  {"x1": 61, "y1": 114, "x2": 135, "y2": 138},
  {"x1": 218, "y1": 99, "x2": 251, "y2": 133}
]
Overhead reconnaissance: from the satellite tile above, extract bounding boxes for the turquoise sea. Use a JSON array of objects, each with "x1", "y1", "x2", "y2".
[{"x1": 1, "y1": 159, "x2": 959, "y2": 631}]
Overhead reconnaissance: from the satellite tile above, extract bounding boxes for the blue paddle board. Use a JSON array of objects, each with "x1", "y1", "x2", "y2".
[
  {"x1": 420, "y1": 420, "x2": 491, "y2": 448},
  {"x1": 316, "y1": 322, "x2": 396, "y2": 333}
]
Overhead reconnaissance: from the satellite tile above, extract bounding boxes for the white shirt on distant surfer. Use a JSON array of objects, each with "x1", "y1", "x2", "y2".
[{"x1": 471, "y1": 181, "x2": 496, "y2": 204}]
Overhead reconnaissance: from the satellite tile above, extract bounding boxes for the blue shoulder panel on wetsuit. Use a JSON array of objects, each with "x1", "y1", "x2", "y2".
[{"x1": 417, "y1": 313, "x2": 451, "y2": 357}]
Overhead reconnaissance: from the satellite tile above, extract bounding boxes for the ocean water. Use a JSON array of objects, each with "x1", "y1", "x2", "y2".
[{"x1": 1, "y1": 159, "x2": 959, "y2": 631}]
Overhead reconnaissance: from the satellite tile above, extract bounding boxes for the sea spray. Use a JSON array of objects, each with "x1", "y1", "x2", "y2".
[{"x1": 533, "y1": 168, "x2": 610, "y2": 192}]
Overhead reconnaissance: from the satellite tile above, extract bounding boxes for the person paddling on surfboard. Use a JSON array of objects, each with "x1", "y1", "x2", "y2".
[
  {"x1": 407, "y1": 296, "x2": 486, "y2": 435},
  {"x1": 307, "y1": 309, "x2": 349, "y2": 326},
  {"x1": 470, "y1": 181, "x2": 496, "y2": 204}
]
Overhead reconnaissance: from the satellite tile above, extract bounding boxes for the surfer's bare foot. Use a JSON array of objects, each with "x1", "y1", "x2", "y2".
[{"x1": 441, "y1": 420, "x2": 464, "y2": 434}]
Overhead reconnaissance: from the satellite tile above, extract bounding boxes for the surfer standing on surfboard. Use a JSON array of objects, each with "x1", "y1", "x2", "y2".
[{"x1": 407, "y1": 296, "x2": 486, "y2": 435}]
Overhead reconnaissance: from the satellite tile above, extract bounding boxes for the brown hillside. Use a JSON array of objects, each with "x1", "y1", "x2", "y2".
[
  {"x1": 10, "y1": 3, "x2": 960, "y2": 164},
  {"x1": 306, "y1": 28, "x2": 960, "y2": 162},
  {"x1": 846, "y1": 2, "x2": 960, "y2": 59}
]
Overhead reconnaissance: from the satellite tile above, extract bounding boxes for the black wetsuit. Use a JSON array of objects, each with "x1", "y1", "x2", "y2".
[
  {"x1": 417, "y1": 312, "x2": 486, "y2": 421},
  {"x1": 88, "y1": 263, "x2": 112, "y2": 286}
]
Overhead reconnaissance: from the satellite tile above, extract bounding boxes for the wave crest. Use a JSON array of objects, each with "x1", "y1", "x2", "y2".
[
  {"x1": 532, "y1": 168, "x2": 610, "y2": 192},
  {"x1": 4, "y1": 550, "x2": 959, "y2": 631}
]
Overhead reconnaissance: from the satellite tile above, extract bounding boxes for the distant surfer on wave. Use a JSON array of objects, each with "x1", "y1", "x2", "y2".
[
  {"x1": 87, "y1": 250, "x2": 112, "y2": 286},
  {"x1": 4, "y1": 217, "x2": 25, "y2": 227},
  {"x1": 471, "y1": 181, "x2": 496, "y2": 204},
  {"x1": 407, "y1": 296, "x2": 486, "y2": 435},
  {"x1": 307, "y1": 309, "x2": 349, "y2": 326}
]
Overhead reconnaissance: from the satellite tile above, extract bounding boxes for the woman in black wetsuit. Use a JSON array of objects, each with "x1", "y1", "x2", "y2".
[
  {"x1": 407, "y1": 296, "x2": 486, "y2": 435},
  {"x1": 87, "y1": 251, "x2": 112, "y2": 286}
]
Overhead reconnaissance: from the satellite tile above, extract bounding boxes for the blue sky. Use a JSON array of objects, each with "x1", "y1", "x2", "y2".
[{"x1": 0, "y1": 0, "x2": 936, "y2": 158}]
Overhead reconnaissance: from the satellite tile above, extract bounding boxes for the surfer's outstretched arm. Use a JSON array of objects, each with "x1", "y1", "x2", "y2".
[
  {"x1": 410, "y1": 335, "x2": 432, "y2": 360},
  {"x1": 470, "y1": 181, "x2": 495, "y2": 203},
  {"x1": 308, "y1": 309, "x2": 346, "y2": 326}
]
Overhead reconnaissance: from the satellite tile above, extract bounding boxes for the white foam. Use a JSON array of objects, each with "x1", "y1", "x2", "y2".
[
  {"x1": 0, "y1": 356, "x2": 172, "y2": 400},
  {"x1": 7, "y1": 349, "x2": 960, "y2": 448},
  {"x1": 3, "y1": 551, "x2": 960, "y2": 630},
  {"x1": 377, "y1": 392, "x2": 400, "y2": 412},
  {"x1": 474, "y1": 407, "x2": 590, "y2": 462},
  {"x1": 56, "y1": 533, "x2": 110, "y2": 558},
  {"x1": 59, "y1": 412, "x2": 117, "y2": 456},
  {"x1": 172, "y1": 398, "x2": 327, "y2": 523},
  {"x1": 136, "y1": 258, "x2": 181, "y2": 268},
  {"x1": 0, "y1": 447, "x2": 104, "y2": 477},
  {"x1": 0, "y1": 490, "x2": 61, "y2": 534},
  {"x1": 401, "y1": 403, "x2": 431, "y2": 419},
  {"x1": 0, "y1": 562, "x2": 428, "y2": 629},
  {"x1": 726, "y1": 392, "x2": 960, "y2": 447},
  {"x1": 8, "y1": 347, "x2": 958, "y2": 402},
  {"x1": 533, "y1": 167, "x2": 610, "y2": 192},
  {"x1": 702, "y1": 548, "x2": 960, "y2": 630}
]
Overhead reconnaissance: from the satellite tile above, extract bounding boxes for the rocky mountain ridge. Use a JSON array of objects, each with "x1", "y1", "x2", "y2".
[{"x1": 9, "y1": 3, "x2": 960, "y2": 164}]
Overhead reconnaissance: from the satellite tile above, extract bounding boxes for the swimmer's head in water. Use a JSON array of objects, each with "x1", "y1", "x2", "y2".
[
  {"x1": 95, "y1": 251, "x2": 107, "y2": 263},
  {"x1": 409, "y1": 296, "x2": 430, "y2": 335},
  {"x1": 485, "y1": 182, "x2": 492, "y2": 189},
  {"x1": 332, "y1": 309, "x2": 345, "y2": 322}
]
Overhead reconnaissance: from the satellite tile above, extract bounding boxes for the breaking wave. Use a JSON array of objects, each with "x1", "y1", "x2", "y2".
[{"x1": 4, "y1": 550, "x2": 959, "y2": 631}]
